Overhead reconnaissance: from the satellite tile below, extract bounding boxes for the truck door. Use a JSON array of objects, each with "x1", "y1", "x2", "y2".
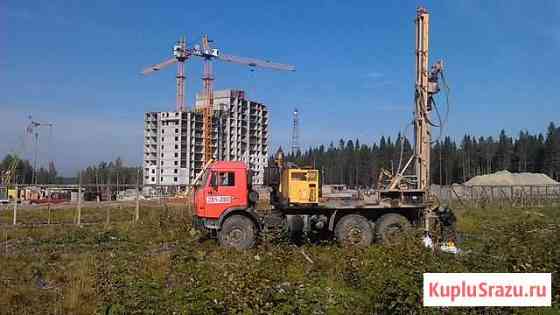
[{"x1": 205, "y1": 170, "x2": 245, "y2": 219}]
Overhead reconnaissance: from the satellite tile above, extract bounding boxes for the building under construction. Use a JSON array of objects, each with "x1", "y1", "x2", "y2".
[{"x1": 143, "y1": 89, "x2": 268, "y2": 186}]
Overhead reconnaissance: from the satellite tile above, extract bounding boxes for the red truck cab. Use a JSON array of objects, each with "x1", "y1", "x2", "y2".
[
  {"x1": 192, "y1": 161, "x2": 260, "y2": 248},
  {"x1": 194, "y1": 161, "x2": 249, "y2": 219}
]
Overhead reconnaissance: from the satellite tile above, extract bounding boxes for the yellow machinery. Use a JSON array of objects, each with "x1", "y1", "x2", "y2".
[
  {"x1": 280, "y1": 168, "x2": 319, "y2": 205},
  {"x1": 272, "y1": 148, "x2": 319, "y2": 206},
  {"x1": 7, "y1": 189, "x2": 18, "y2": 201}
]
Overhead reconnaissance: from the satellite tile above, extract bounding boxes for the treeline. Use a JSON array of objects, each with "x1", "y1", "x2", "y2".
[
  {"x1": 0, "y1": 155, "x2": 141, "y2": 186},
  {"x1": 0, "y1": 154, "x2": 60, "y2": 184},
  {"x1": 79, "y1": 157, "x2": 141, "y2": 186},
  {"x1": 287, "y1": 122, "x2": 560, "y2": 187}
]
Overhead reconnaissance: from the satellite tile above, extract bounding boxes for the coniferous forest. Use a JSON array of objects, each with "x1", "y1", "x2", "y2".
[
  {"x1": 2, "y1": 123, "x2": 560, "y2": 187},
  {"x1": 287, "y1": 122, "x2": 560, "y2": 187}
]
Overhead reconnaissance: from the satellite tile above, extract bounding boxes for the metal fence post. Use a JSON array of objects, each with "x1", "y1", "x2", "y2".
[
  {"x1": 12, "y1": 193, "x2": 17, "y2": 226},
  {"x1": 105, "y1": 207, "x2": 110, "y2": 227},
  {"x1": 135, "y1": 169, "x2": 140, "y2": 223},
  {"x1": 76, "y1": 172, "x2": 82, "y2": 225}
]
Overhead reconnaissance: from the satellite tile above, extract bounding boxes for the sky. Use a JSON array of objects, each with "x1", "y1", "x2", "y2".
[{"x1": 1, "y1": 0, "x2": 559, "y2": 176}]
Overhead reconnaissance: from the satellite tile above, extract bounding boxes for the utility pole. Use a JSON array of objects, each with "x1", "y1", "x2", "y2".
[{"x1": 291, "y1": 108, "x2": 300, "y2": 154}]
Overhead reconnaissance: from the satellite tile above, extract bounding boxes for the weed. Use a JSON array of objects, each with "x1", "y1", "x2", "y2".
[{"x1": 0, "y1": 205, "x2": 558, "y2": 314}]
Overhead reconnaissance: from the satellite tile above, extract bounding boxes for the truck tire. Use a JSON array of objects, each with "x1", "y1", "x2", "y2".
[
  {"x1": 286, "y1": 215, "x2": 304, "y2": 242},
  {"x1": 375, "y1": 213, "x2": 411, "y2": 244},
  {"x1": 218, "y1": 215, "x2": 256, "y2": 250},
  {"x1": 334, "y1": 214, "x2": 373, "y2": 246}
]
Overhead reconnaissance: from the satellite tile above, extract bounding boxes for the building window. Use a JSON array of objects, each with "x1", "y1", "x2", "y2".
[
  {"x1": 174, "y1": 169, "x2": 178, "y2": 174},
  {"x1": 161, "y1": 145, "x2": 164, "y2": 149},
  {"x1": 161, "y1": 137, "x2": 164, "y2": 141},
  {"x1": 151, "y1": 177, "x2": 155, "y2": 181},
  {"x1": 175, "y1": 128, "x2": 179, "y2": 133},
  {"x1": 174, "y1": 177, "x2": 178, "y2": 182},
  {"x1": 160, "y1": 177, "x2": 163, "y2": 181},
  {"x1": 175, "y1": 144, "x2": 178, "y2": 149},
  {"x1": 161, "y1": 161, "x2": 164, "y2": 165},
  {"x1": 174, "y1": 161, "x2": 178, "y2": 165},
  {"x1": 161, "y1": 153, "x2": 164, "y2": 157},
  {"x1": 162, "y1": 129, "x2": 164, "y2": 133},
  {"x1": 175, "y1": 136, "x2": 178, "y2": 141},
  {"x1": 151, "y1": 169, "x2": 155, "y2": 174},
  {"x1": 174, "y1": 153, "x2": 178, "y2": 157}
]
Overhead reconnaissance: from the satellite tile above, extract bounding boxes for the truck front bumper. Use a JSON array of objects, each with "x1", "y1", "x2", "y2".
[{"x1": 192, "y1": 215, "x2": 220, "y2": 231}]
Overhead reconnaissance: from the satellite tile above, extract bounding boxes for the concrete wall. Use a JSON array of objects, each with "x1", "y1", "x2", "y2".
[{"x1": 143, "y1": 111, "x2": 189, "y2": 185}]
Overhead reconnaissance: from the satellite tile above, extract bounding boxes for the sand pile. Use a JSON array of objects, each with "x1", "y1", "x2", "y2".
[{"x1": 465, "y1": 170, "x2": 559, "y2": 186}]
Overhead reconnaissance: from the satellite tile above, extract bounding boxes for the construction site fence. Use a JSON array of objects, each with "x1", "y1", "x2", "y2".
[
  {"x1": 432, "y1": 184, "x2": 560, "y2": 209},
  {"x1": 0, "y1": 184, "x2": 193, "y2": 227},
  {"x1": 2, "y1": 183, "x2": 560, "y2": 227},
  {"x1": 0, "y1": 184, "x2": 192, "y2": 201}
]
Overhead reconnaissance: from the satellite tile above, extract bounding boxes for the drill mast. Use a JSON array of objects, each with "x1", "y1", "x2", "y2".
[
  {"x1": 414, "y1": 7, "x2": 431, "y2": 191},
  {"x1": 414, "y1": 7, "x2": 442, "y2": 191}
]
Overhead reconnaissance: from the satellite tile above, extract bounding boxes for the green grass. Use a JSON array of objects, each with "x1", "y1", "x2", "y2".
[{"x1": 0, "y1": 204, "x2": 558, "y2": 314}]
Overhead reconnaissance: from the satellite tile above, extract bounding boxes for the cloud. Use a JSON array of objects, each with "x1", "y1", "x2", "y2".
[{"x1": 363, "y1": 71, "x2": 394, "y2": 89}]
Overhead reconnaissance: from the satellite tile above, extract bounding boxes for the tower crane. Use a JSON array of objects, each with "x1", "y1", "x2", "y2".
[
  {"x1": 142, "y1": 34, "x2": 295, "y2": 164},
  {"x1": 142, "y1": 37, "x2": 190, "y2": 112},
  {"x1": 26, "y1": 115, "x2": 54, "y2": 185},
  {"x1": 192, "y1": 34, "x2": 295, "y2": 163}
]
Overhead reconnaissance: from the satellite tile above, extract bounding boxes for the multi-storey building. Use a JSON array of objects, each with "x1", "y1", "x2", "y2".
[{"x1": 143, "y1": 89, "x2": 269, "y2": 186}]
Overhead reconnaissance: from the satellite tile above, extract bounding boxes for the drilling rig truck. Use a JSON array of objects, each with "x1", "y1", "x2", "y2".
[{"x1": 192, "y1": 7, "x2": 456, "y2": 249}]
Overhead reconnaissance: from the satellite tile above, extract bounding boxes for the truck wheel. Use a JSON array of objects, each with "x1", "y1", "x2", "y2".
[
  {"x1": 286, "y1": 215, "x2": 304, "y2": 242},
  {"x1": 334, "y1": 214, "x2": 373, "y2": 246},
  {"x1": 375, "y1": 213, "x2": 411, "y2": 244},
  {"x1": 218, "y1": 215, "x2": 256, "y2": 250}
]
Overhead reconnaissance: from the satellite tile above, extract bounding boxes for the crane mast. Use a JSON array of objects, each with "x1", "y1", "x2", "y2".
[
  {"x1": 26, "y1": 116, "x2": 54, "y2": 185},
  {"x1": 201, "y1": 35, "x2": 215, "y2": 163},
  {"x1": 175, "y1": 38, "x2": 188, "y2": 112},
  {"x1": 142, "y1": 37, "x2": 190, "y2": 112}
]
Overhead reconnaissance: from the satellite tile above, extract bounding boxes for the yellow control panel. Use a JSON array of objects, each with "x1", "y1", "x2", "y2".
[{"x1": 280, "y1": 168, "x2": 319, "y2": 205}]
